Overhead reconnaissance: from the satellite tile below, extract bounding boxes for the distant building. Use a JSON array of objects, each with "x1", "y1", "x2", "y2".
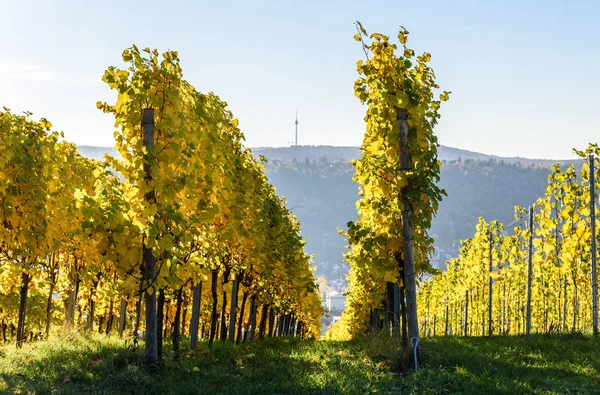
[{"x1": 326, "y1": 289, "x2": 346, "y2": 313}]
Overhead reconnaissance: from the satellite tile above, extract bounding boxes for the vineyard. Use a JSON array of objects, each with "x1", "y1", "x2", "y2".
[
  {"x1": 325, "y1": 23, "x2": 600, "y2": 352},
  {"x1": 417, "y1": 148, "x2": 600, "y2": 338},
  {"x1": 3, "y1": 19, "x2": 600, "y2": 395},
  {"x1": 0, "y1": 46, "x2": 322, "y2": 366}
]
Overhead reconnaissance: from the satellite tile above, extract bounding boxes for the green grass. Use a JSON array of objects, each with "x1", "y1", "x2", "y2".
[
  {"x1": 1, "y1": 333, "x2": 600, "y2": 394},
  {"x1": 415, "y1": 335, "x2": 600, "y2": 394}
]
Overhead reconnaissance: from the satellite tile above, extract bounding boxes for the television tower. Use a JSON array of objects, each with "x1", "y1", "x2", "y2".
[{"x1": 295, "y1": 109, "x2": 298, "y2": 146}]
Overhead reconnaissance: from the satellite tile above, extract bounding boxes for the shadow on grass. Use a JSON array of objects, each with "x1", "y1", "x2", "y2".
[
  {"x1": 0, "y1": 336, "x2": 397, "y2": 395},
  {"x1": 3, "y1": 334, "x2": 599, "y2": 394},
  {"x1": 0, "y1": 335, "x2": 148, "y2": 394},
  {"x1": 412, "y1": 334, "x2": 600, "y2": 394}
]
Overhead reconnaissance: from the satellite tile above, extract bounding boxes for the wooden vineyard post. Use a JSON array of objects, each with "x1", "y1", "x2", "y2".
[
  {"x1": 248, "y1": 296, "x2": 257, "y2": 341},
  {"x1": 44, "y1": 262, "x2": 56, "y2": 338},
  {"x1": 181, "y1": 291, "x2": 188, "y2": 337},
  {"x1": 258, "y1": 304, "x2": 268, "y2": 339},
  {"x1": 209, "y1": 269, "x2": 218, "y2": 346},
  {"x1": 501, "y1": 299, "x2": 505, "y2": 335},
  {"x1": 397, "y1": 107, "x2": 419, "y2": 342},
  {"x1": 236, "y1": 292, "x2": 248, "y2": 344},
  {"x1": 385, "y1": 282, "x2": 394, "y2": 334},
  {"x1": 288, "y1": 313, "x2": 295, "y2": 335},
  {"x1": 105, "y1": 298, "x2": 114, "y2": 335},
  {"x1": 228, "y1": 277, "x2": 239, "y2": 343},
  {"x1": 279, "y1": 315, "x2": 285, "y2": 336},
  {"x1": 590, "y1": 154, "x2": 598, "y2": 336},
  {"x1": 172, "y1": 286, "x2": 184, "y2": 359},
  {"x1": 134, "y1": 284, "x2": 142, "y2": 339},
  {"x1": 444, "y1": 302, "x2": 449, "y2": 336},
  {"x1": 268, "y1": 307, "x2": 275, "y2": 337},
  {"x1": 118, "y1": 299, "x2": 127, "y2": 337},
  {"x1": 488, "y1": 236, "x2": 493, "y2": 337},
  {"x1": 526, "y1": 205, "x2": 534, "y2": 337},
  {"x1": 190, "y1": 282, "x2": 202, "y2": 350},
  {"x1": 156, "y1": 288, "x2": 165, "y2": 359},
  {"x1": 393, "y1": 283, "x2": 400, "y2": 337},
  {"x1": 16, "y1": 273, "x2": 30, "y2": 347},
  {"x1": 141, "y1": 108, "x2": 158, "y2": 368},
  {"x1": 464, "y1": 290, "x2": 469, "y2": 337},
  {"x1": 219, "y1": 289, "x2": 228, "y2": 342}
]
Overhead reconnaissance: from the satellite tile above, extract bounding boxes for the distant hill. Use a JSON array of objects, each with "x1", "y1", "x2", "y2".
[
  {"x1": 79, "y1": 144, "x2": 579, "y2": 168},
  {"x1": 77, "y1": 144, "x2": 582, "y2": 282},
  {"x1": 252, "y1": 145, "x2": 578, "y2": 167}
]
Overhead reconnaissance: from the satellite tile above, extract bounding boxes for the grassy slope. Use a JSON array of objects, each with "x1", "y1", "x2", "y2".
[{"x1": 1, "y1": 334, "x2": 599, "y2": 394}]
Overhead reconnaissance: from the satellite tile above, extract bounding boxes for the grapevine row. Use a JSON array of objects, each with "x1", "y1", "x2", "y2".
[
  {"x1": 418, "y1": 146, "x2": 600, "y2": 337},
  {"x1": 327, "y1": 23, "x2": 449, "y2": 342},
  {"x1": 0, "y1": 47, "x2": 322, "y2": 364}
]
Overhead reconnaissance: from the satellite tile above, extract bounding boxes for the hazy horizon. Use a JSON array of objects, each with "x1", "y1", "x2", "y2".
[{"x1": 76, "y1": 143, "x2": 582, "y2": 162}]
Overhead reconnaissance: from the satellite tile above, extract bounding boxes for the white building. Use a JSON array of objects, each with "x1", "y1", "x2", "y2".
[{"x1": 326, "y1": 289, "x2": 346, "y2": 313}]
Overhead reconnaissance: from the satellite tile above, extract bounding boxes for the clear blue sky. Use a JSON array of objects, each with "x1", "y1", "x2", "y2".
[{"x1": 1, "y1": 0, "x2": 599, "y2": 159}]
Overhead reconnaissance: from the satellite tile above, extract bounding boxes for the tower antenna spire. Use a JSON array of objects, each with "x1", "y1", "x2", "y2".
[{"x1": 295, "y1": 109, "x2": 298, "y2": 146}]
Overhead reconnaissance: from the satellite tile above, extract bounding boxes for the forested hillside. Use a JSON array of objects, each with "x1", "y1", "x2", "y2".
[
  {"x1": 78, "y1": 145, "x2": 580, "y2": 280},
  {"x1": 266, "y1": 157, "x2": 562, "y2": 279}
]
